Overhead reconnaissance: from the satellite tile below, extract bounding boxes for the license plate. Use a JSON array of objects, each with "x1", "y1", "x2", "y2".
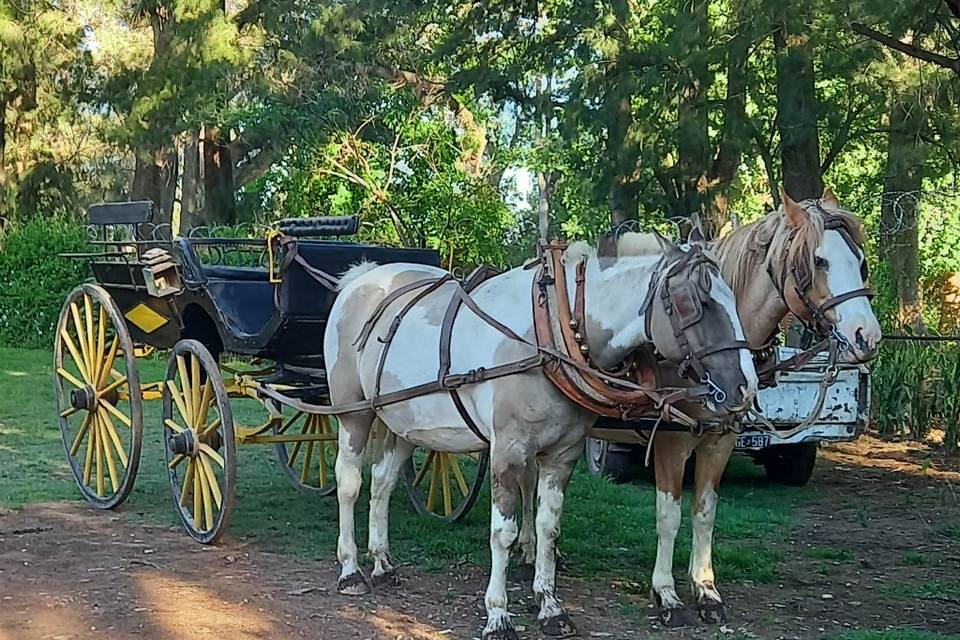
[{"x1": 735, "y1": 433, "x2": 771, "y2": 450}]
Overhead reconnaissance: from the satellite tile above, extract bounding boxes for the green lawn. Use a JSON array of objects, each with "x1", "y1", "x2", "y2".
[{"x1": 0, "y1": 346, "x2": 808, "y2": 588}]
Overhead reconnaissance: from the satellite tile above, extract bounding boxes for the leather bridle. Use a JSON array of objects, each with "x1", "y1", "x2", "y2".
[
  {"x1": 643, "y1": 244, "x2": 751, "y2": 404},
  {"x1": 766, "y1": 202, "x2": 874, "y2": 350}
]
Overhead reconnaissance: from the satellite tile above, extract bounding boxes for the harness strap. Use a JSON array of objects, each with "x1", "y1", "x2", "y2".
[{"x1": 354, "y1": 276, "x2": 448, "y2": 351}]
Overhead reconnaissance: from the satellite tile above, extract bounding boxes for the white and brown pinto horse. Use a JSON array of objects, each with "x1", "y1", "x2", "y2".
[
  {"x1": 559, "y1": 188, "x2": 880, "y2": 627},
  {"x1": 324, "y1": 235, "x2": 758, "y2": 639}
]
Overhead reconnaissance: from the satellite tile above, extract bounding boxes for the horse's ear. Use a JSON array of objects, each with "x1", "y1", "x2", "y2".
[
  {"x1": 654, "y1": 230, "x2": 682, "y2": 258},
  {"x1": 687, "y1": 225, "x2": 706, "y2": 246},
  {"x1": 597, "y1": 231, "x2": 619, "y2": 269},
  {"x1": 780, "y1": 187, "x2": 808, "y2": 229},
  {"x1": 821, "y1": 186, "x2": 840, "y2": 209}
]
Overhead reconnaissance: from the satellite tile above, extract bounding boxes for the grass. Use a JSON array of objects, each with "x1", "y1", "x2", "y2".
[
  {"x1": 805, "y1": 546, "x2": 855, "y2": 562},
  {"x1": 901, "y1": 551, "x2": 927, "y2": 566},
  {"x1": 836, "y1": 632, "x2": 960, "y2": 640},
  {"x1": 0, "y1": 346, "x2": 809, "y2": 588},
  {"x1": 882, "y1": 580, "x2": 960, "y2": 603}
]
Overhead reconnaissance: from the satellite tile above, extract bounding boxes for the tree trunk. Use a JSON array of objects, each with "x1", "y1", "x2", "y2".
[
  {"x1": 180, "y1": 130, "x2": 200, "y2": 231},
  {"x1": 0, "y1": 95, "x2": 7, "y2": 209},
  {"x1": 881, "y1": 89, "x2": 926, "y2": 332},
  {"x1": 202, "y1": 126, "x2": 236, "y2": 225},
  {"x1": 132, "y1": 148, "x2": 177, "y2": 226},
  {"x1": 606, "y1": 87, "x2": 640, "y2": 223},
  {"x1": 773, "y1": 5, "x2": 823, "y2": 200},
  {"x1": 676, "y1": 0, "x2": 712, "y2": 224}
]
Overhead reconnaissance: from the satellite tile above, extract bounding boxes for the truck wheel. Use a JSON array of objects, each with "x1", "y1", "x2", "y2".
[
  {"x1": 585, "y1": 438, "x2": 635, "y2": 483},
  {"x1": 761, "y1": 443, "x2": 817, "y2": 487}
]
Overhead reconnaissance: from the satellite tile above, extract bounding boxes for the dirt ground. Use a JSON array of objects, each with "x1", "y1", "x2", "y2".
[{"x1": 2, "y1": 435, "x2": 959, "y2": 640}]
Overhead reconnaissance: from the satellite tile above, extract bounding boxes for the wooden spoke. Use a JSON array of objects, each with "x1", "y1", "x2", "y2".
[
  {"x1": 70, "y1": 413, "x2": 93, "y2": 457},
  {"x1": 94, "y1": 305, "x2": 106, "y2": 383},
  {"x1": 449, "y1": 454, "x2": 470, "y2": 497},
  {"x1": 196, "y1": 380, "x2": 213, "y2": 430},
  {"x1": 190, "y1": 355, "x2": 201, "y2": 427},
  {"x1": 98, "y1": 408, "x2": 128, "y2": 468},
  {"x1": 199, "y1": 453, "x2": 222, "y2": 509},
  {"x1": 198, "y1": 442, "x2": 224, "y2": 468},
  {"x1": 83, "y1": 294, "x2": 96, "y2": 372},
  {"x1": 99, "y1": 398, "x2": 132, "y2": 428},
  {"x1": 166, "y1": 380, "x2": 191, "y2": 425},
  {"x1": 285, "y1": 418, "x2": 310, "y2": 466},
  {"x1": 426, "y1": 454, "x2": 441, "y2": 514},
  {"x1": 59, "y1": 328, "x2": 90, "y2": 383},
  {"x1": 82, "y1": 414, "x2": 96, "y2": 487},
  {"x1": 97, "y1": 375, "x2": 128, "y2": 399},
  {"x1": 192, "y1": 457, "x2": 203, "y2": 528},
  {"x1": 277, "y1": 411, "x2": 304, "y2": 435},
  {"x1": 97, "y1": 415, "x2": 120, "y2": 493},
  {"x1": 180, "y1": 459, "x2": 195, "y2": 507},
  {"x1": 197, "y1": 461, "x2": 215, "y2": 531},
  {"x1": 68, "y1": 303, "x2": 92, "y2": 377},
  {"x1": 199, "y1": 417, "x2": 221, "y2": 439},
  {"x1": 60, "y1": 406, "x2": 79, "y2": 418},
  {"x1": 317, "y1": 421, "x2": 330, "y2": 487},
  {"x1": 168, "y1": 453, "x2": 186, "y2": 470},
  {"x1": 440, "y1": 454, "x2": 453, "y2": 516},
  {"x1": 94, "y1": 411, "x2": 105, "y2": 498},
  {"x1": 97, "y1": 337, "x2": 120, "y2": 390},
  {"x1": 57, "y1": 367, "x2": 85, "y2": 390},
  {"x1": 300, "y1": 440, "x2": 315, "y2": 485},
  {"x1": 413, "y1": 450, "x2": 436, "y2": 488},
  {"x1": 164, "y1": 418, "x2": 185, "y2": 434},
  {"x1": 176, "y1": 355, "x2": 194, "y2": 427}
]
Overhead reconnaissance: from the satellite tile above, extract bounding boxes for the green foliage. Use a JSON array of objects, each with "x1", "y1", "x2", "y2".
[
  {"x1": 871, "y1": 340, "x2": 960, "y2": 450},
  {"x1": 0, "y1": 215, "x2": 88, "y2": 347}
]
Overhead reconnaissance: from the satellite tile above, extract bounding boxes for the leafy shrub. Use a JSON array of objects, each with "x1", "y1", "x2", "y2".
[
  {"x1": 871, "y1": 339, "x2": 960, "y2": 450},
  {"x1": 0, "y1": 215, "x2": 89, "y2": 348}
]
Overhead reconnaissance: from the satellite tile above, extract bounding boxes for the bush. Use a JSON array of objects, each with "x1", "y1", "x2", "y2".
[{"x1": 0, "y1": 215, "x2": 89, "y2": 348}]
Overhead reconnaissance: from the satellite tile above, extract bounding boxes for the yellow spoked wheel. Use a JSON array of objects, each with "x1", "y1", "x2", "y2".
[
  {"x1": 162, "y1": 340, "x2": 235, "y2": 544},
  {"x1": 54, "y1": 284, "x2": 143, "y2": 509},
  {"x1": 273, "y1": 409, "x2": 338, "y2": 496},
  {"x1": 402, "y1": 448, "x2": 489, "y2": 523}
]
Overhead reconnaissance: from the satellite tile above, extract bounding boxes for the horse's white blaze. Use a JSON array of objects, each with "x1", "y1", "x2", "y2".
[
  {"x1": 708, "y1": 272, "x2": 759, "y2": 400},
  {"x1": 653, "y1": 490, "x2": 684, "y2": 608},
  {"x1": 818, "y1": 230, "x2": 881, "y2": 359},
  {"x1": 688, "y1": 484, "x2": 721, "y2": 602},
  {"x1": 534, "y1": 473, "x2": 566, "y2": 621}
]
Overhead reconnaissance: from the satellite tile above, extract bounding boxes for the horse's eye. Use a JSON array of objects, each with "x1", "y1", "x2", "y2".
[{"x1": 814, "y1": 256, "x2": 828, "y2": 269}]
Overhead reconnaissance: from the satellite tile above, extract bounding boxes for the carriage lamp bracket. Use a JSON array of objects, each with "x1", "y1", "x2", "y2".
[{"x1": 141, "y1": 247, "x2": 182, "y2": 297}]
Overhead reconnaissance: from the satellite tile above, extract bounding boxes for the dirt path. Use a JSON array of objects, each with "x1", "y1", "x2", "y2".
[{"x1": 2, "y1": 436, "x2": 959, "y2": 640}]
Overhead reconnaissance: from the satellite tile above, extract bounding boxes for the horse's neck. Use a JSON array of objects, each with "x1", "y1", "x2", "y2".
[
  {"x1": 577, "y1": 256, "x2": 658, "y2": 369},
  {"x1": 731, "y1": 252, "x2": 790, "y2": 348}
]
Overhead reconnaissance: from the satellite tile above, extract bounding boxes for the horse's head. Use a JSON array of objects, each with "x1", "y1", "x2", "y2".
[
  {"x1": 645, "y1": 233, "x2": 759, "y2": 416},
  {"x1": 774, "y1": 188, "x2": 881, "y2": 363}
]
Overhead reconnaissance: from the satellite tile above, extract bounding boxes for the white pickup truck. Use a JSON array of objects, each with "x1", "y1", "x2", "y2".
[{"x1": 585, "y1": 345, "x2": 871, "y2": 487}]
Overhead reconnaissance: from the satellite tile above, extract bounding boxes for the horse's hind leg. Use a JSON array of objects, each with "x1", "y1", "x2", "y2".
[
  {"x1": 335, "y1": 410, "x2": 375, "y2": 595},
  {"x1": 651, "y1": 431, "x2": 697, "y2": 627},
  {"x1": 516, "y1": 462, "x2": 538, "y2": 579},
  {"x1": 482, "y1": 436, "x2": 526, "y2": 640},
  {"x1": 367, "y1": 422, "x2": 415, "y2": 587},
  {"x1": 532, "y1": 440, "x2": 582, "y2": 637},
  {"x1": 688, "y1": 433, "x2": 735, "y2": 623}
]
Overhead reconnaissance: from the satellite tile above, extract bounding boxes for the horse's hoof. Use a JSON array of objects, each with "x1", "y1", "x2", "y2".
[
  {"x1": 697, "y1": 599, "x2": 727, "y2": 624},
  {"x1": 371, "y1": 568, "x2": 400, "y2": 588},
  {"x1": 540, "y1": 612, "x2": 578, "y2": 637},
  {"x1": 658, "y1": 605, "x2": 695, "y2": 628},
  {"x1": 514, "y1": 562, "x2": 536, "y2": 582},
  {"x1": 337, "y1": 572, "x2": 369, "y2": 595},
  {"x1": 483, "y1": 627, "x2": 520, "y2": 640}
]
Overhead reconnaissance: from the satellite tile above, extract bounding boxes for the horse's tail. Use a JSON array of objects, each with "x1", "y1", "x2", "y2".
[{"x1": 337, "y1": 260, "x2": 379, "y2": 291}]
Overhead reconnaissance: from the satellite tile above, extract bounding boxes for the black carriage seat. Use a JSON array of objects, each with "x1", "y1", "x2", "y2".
[
  {"x1": 279, "y1": 215, "x2": 358, "y2": 237},
  {"x1": 88, "y1": 201, "x2": 154, "y2": 225}
]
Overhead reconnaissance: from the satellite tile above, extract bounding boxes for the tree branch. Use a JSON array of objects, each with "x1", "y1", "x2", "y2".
[
  {"x1": 850, "y1": 21, "x2": 960, "y2": 73},
  {"x1": 820, "y1": 99, "x2": 858, "y2": 174}
]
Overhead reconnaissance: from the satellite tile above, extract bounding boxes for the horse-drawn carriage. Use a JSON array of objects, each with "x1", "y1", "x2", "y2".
[{"x1": 54, "y1": 199, "x2": 870, "y2": 545}]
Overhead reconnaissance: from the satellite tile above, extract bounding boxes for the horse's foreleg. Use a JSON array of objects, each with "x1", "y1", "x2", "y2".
[
  {"x1": 652, "y1": 432, "x2": 695, "y2": 627},
  {"x1": 335, "y1": 411, "x2": 374, "y2": 595},
  {"x1": 367, "y1": 422, "x2": 414, "y2": 587},
  {"x1": 516, "y1": 461, "x2": 538, "y2": 577},
  {"x1": 532, "y1": 442, "x2": 581, "y2": 637},
  {"x1": 483, "y1": 442, "x2": 524, "y2": 640},
  {"x1": 688, "y1": 433, "x2": 735, "y2": 623}
]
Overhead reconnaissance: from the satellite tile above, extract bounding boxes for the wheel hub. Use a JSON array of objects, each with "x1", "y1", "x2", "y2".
[
  {"x1": 70, "y1": 385, "x2": 97, "y2": 411},
  {"x1": 168, "y1": 430, "x2": 198, "y2": 457}
]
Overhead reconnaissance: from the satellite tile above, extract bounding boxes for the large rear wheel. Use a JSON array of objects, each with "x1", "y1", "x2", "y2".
[
  {"x1": 54, "y1": 284, "x2": 143, "y2": 509},
  {"x1": 162, "y1": 340, "x2": 236, "y2": 544},
  {"x1": 403, "y1": 448, "x2": 488, "y2": 523}
]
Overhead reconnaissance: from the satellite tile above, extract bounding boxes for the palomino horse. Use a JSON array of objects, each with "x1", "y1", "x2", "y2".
[
  {"x1": 536, "y1": 187, "x2": 878, "y2": 627},
  {"x1": 324, "y1": 234, "x2": 758, "y2": 639}
]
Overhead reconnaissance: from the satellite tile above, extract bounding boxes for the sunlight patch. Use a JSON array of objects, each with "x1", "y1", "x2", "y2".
[{"x1": 3, "y1": 370, "x2": 27, "y2": 376}]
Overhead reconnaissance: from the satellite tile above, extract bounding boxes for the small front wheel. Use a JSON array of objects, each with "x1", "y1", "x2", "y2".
[
  {"x1": 162, "y1": 340, "x2": 236, "y2": 544},
  {"x1": 273, "y1": 409, "x2": 338, "y2": 496},
  {"x1": 584, "y1": 437, "x2": 636, "y2": 483}
]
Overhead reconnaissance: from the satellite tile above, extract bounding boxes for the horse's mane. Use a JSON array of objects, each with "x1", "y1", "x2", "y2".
[{"x1": 714, "y1": 200, "x2": 865, "y2": 296}]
